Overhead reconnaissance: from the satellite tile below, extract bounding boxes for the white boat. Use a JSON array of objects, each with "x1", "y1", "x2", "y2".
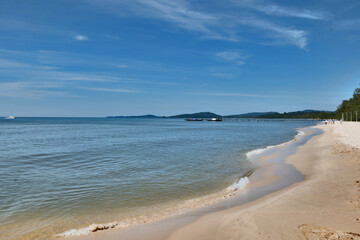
[
  {"x1": 206, "y1": 118, "x2": 222, "y2": 121},
  {"x1": 5, "y1": 116, "x2": 15, "y2": 119}
]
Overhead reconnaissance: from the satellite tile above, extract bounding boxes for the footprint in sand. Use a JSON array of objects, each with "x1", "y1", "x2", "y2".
[{"x1": 298, "y1": 224, "x2": 360, "y2": 240}]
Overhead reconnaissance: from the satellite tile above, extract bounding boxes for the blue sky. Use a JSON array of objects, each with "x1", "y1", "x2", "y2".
[{"x1": 1, "y1": 0, "x2": 360, "y2": 117}]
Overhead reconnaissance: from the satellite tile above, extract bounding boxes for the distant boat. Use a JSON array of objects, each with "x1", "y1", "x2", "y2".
[
  {"x1": 206, "y1": 118, "x2": 222, "y2": 121},
  {"x1": 5, "y1": 116, "x2": 15, "y2": 119},
  {"x1": 185, "y1": 118, "x2": 203, "y2": 121}
]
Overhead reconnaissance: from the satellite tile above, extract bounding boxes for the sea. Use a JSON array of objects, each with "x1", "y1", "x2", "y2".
[{"x1": 0, "y1": 117, "x2": 318, "y2": 239}]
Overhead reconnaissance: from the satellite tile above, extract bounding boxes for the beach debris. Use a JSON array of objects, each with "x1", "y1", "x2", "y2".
[
  {"x1": 298, "y1": 224, "x2": 360, "y2": 240},
  {"x1": 91, "y1": 223, "x2": 117, "y2": 232},
  {"x1": 57, "y1": 222, "x2": 121, "y2": 237}
]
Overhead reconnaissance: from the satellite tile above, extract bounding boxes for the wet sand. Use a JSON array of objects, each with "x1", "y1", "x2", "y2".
[
  {"x1": 166, "y1": 122, "x2": 360, "y2": 240},
  {"x1": 66, "y1": 125, "x2": 344, "y2": 240}
]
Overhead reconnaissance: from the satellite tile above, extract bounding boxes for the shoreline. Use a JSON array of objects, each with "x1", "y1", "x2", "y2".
[
  {"x1": 66, "y1": 126, "x2": 321, "y2": 240},
  {"x1": 166, "y1": 123, "x2": 360, "y2": 240}
]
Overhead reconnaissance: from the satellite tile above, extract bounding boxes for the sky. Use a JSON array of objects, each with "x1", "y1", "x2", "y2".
[{"x1": 1, "y1": 0, "x2": 360, "y2": 117}]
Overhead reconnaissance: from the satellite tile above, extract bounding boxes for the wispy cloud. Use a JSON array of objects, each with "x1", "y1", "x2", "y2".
[
  {"x1": 86, "y1": 0, "x2": 310, "y2": 48},
  {"x1": 43, "y1": 71, "x2": 176, "y2": 85},
  {"x1": 41, "y1": 72, "x2": 123, "y2": 82},
  {"x1": 334, "y1": 19, "x2": 360, "y2": 30},
  {"x1": 0, "y1": 58, "x2": 57, "y2": 71},
  {"x1": 103, "y1": 34, "x2": 122, "y2": 40},
  {"x1": 235, "y1": 17, "x2": 308, "y2": 48},
  {"x1": 87, "y1": 0, "x2": 237, "y2": 41},
  {"x1": 82, "y1": 87, "x2": 139, "y2": 93},
  {"x1": 0, "y1": 73, "x2": 139, "y2": 98},
  {"x1": 118, "y1": 64, "x2": 129, "y2": 68},
  {"x1": 233, "y1": 0, "x2": 332, "y2": 20},
  {"x1": 135, "y1": 0, "x2": 216, "y2": 33},
  {"x1": 0, "y1": 49, "x2": 181, "y2": 89},
  {"x1": 6, "y1": 49, "x2": 171, "y2": 73},
  {"x1": 214, "y1": 50, "x2": 248, "y2": 65},
  {"x1": 0, "y1": 0, "x2": 316, "y2": 49},
  {"x1": 74, "y1": 34, "x2": 89, "y2": 41},
  {"x1": 210, "y1": 72, "x2": 235, "y2": 78},
  {"x1": 186, "y1": 91, "x2": 267, "y2": 98},
  {"x1": 0, "y1": 52, "x2": 182, "y2": 98},
  {"x1": 0, "y1": 18, "x2": 63, "y2": 34},
  {"x1": 336, "y1": 2, "x2": 360, "y2": 16},
  {"x1": 1, "y1": 0, "x2": 325, "y2": 49},
  {"x1": 0, "y1": 81, "x2": 70, "y2": 98},
  {"x1": 0, "y1": 58, "x2": 123, "y2": 83}
]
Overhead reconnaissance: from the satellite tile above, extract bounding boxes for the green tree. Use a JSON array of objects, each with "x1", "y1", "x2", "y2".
[{"x1": 336, "y1": 87, "x2": 360, "y2": 121}]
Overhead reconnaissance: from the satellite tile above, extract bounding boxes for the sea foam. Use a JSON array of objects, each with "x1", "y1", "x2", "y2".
[
  {"x1": 245, "y1": 145, "x2": 276, "y2": 159},
  {"x1": 246, "y1": 129, "x2": 305, "y2": 159},
  {"x1": 57, "y1": 222, "x2": 125, "y2": 237},
  {"x1": 59, "y1": 176, "x2": 252, "y2": 238},
  {"x1": 228, "y1": 176, "x2": 250, "y2": 191}
]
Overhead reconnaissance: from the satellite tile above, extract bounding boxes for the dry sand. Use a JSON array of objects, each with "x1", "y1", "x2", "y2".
[
  {"x1": 334, "y1": 122, "x2": 360, "y2": 149},
  {"x1": 166, "y1": 122, "x2": 360, "y2": 240},
  {"x1": 68, "y1": 122, "x2": 360, "y2": 240}
]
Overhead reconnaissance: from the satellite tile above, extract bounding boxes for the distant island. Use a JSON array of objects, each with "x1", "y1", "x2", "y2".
[
  {"x1": 106, "y1": 114, "x2": 166, "y2": 119},
  {"x1": 224, "y1": 112, "x2": 277, "y2": 118},
  {"x1": 254, "y1": 110, "x2": 336, "y2": 119},
  {"x1": 169, "y1": 112, "x2": 222, "y2": 119},
  {"x1": 107, "y1": 110, "x2": 336, "y2": 119},
  {"x1": 106, "y1": 87, "x2": 360, "y2": 120}
]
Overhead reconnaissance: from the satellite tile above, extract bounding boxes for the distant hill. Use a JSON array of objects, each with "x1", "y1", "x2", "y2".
[
  {"x1": 256, "y1": 110, "x2": 336, "y2": 119},
  {"x1": 106, "y1": 114, "x2": 164, "y2": 118},
  {"x1": 106, "y1": 109, "x2": 337, "y2": 120},
  {"x1": 224, "y1": 112, "x2": 277, "y2": 118},
  {"x1": 169, "y1": 112, "x2": 222, "y2": 118},
  {"x1": 298, "y1": 109, "x2": 321, "y2": 113}
]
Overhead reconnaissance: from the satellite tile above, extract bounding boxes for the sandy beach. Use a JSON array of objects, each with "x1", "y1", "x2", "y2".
[
  {"x1": 4, "y1": 1, "x2": 360, "y2": 239},
  {"x1": 68, "y1": 122, "x2": 360, "y2": 240},
  {"x1": 166, "y1": 122, "x2": 360, "y2": 240}
]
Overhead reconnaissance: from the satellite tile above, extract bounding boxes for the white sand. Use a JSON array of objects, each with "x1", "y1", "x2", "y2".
[{"x1": 334, "y1": 121, "x2": 360, "y2": 148}]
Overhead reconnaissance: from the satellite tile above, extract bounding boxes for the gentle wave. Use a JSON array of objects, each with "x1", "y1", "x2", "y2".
[
  {"x1": 58, "y1": 222, "x2": 124, "y2": 237},
  {"x1": 245, "y1": 145, "x2": 276, "y2": 159},
  {"x1": 58, "y1": 129, "x2": 306, "y2": 238},
  {"x1": 246, "y1": 129, "x2": 305, "y2": 159},
  {"x1": 57, "y1": 176, "x2": 251, "y2": 238},
  {"x1": 227, "y1": 176, "x2": 250, "y2": 191}
]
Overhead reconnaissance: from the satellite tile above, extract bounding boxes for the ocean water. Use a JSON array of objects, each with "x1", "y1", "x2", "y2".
[{"x1": 0, "y1": 118, "x2": 317, "y2": 239}]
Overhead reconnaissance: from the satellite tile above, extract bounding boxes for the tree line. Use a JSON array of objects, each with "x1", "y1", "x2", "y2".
[{"x1": 336, "y1": 88, "x2": 360, "y2": 120}]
